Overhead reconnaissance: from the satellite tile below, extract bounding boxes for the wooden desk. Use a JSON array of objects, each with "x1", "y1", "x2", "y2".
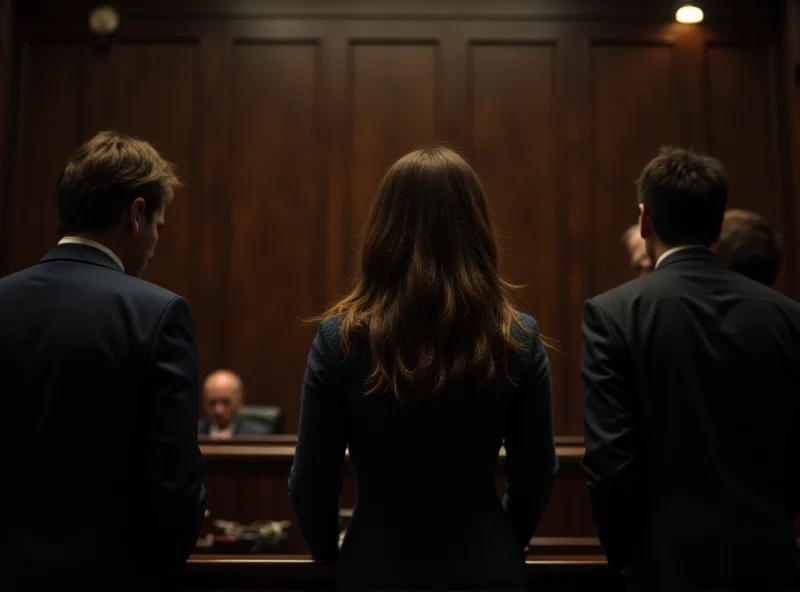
[
  {"x1": 199, "y1": 441, "x2": 598, "y2": 556},
  {"x1": 183, "y1": 554, "x2": 623, "y2": 591}
]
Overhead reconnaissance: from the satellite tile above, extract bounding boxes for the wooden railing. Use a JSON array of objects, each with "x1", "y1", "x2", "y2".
[{"x1": 183, "y1": 554, "x2": 623, "y2": 591}]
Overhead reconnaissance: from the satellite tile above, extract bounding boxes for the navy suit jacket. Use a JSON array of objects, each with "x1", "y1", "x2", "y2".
[
  {"x1": 0, "y1": 244, "x2": 207, "y2": 591},
  {"x1": 289, "y1": 313, "x2": 557, "y2": 591},
  {"x1": 581, "y1": 248, "x2": 800, "y2": 591},
  {"x1": 198, "y1": 415, "x2": 272, "y2": 436}
]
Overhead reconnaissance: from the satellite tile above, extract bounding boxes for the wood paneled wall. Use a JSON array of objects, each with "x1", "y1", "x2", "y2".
[{"x1": 1, "y1": 0, "x2": 794, "y2": 436}]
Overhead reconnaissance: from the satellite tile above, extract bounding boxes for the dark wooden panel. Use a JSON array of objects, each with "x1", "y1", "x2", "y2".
[
  {"x1": 229, "y1": 41, "x2": 323, "y2": 428},
  {"x1": 192, "y1": 34, "x2": 232, "y2": 377},
  {"x1": 346, "y1": 41, "x2": 439, "y2": 266},
  {"x1": 7, "y1": 42, "x2": 83, "y2": 272},
  {"x1": 588, "y1": 42, "x2": 681, "y2": 294},
  {"x1": 467, "y1": 41, "x2": 571, "y2": 433},
  {"x1": 0, "y1": 0, "x2": 12, "y2": 255},
  {"x1": 706, "y1": 42, "x2": 784, "y2": 290},
  {"x1": 787, "y1": 0, "x2": 800, "y2": 298},
  {"x1": 107, "y1": 42, "x2": 200, "y2": 300},
  {"x1": 707, "y1": 43, "x2": 779, "y2": 218}
]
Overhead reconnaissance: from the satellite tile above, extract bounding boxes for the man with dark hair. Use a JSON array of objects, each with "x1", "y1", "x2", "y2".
[
  {"x1": 581, "y1": 147, "x2": 800, "y2": 591},
  {"x1": 717, "y1": 208, "x2": 782, "y2": 287},
  {"x1": 0, "y1": 131, "x2": 206, "y2": 590},
  {"x1": 621, "y1": 223, "x2": 652, "y2": 277}
]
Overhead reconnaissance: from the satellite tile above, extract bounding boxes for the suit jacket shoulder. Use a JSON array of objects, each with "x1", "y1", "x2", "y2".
[
  {"x1": 317, "y1": 316, "x2": 343, "y2": 354},
  {"x1": 513, "y1": 311, "x2": 542, "y2": 347}
]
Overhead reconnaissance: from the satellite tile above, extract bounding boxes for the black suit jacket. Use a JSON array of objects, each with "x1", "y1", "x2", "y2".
[
  {"x1": 289, "y1": 313, "x2": 558, "y2": 591},
  {"x1": 0, "y1": 244, "x2": 207, "y2": 591},
  {"x1": 198, "y1": 415, "x2": 272, "y2": 436},
  {"x1": 581, "y1": 247, "x2": 800, "y2": 591}
]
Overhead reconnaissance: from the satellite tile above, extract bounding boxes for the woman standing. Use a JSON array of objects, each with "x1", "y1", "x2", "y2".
[{"x1": 289, "y1": 147, "x2": 557, "y2": 590}]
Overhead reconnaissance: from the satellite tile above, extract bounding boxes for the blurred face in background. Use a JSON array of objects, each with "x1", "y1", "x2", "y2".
[
  {"x1": 624, "y1": 225, "x2": 652, "y2": 277},
  {"x1": 203, "y1": 371, "x2": 243, "y2": 430}
]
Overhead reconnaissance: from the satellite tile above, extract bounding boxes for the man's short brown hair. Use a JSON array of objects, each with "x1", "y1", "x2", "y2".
[
  {"x1": 57, "y1": 130, "x2": 182, "y2": 234},
  {"x1": 637, "y1": 147, "x2": 728, "y2": 247},
  {"x1": 717, "y1": 209, "x2": 782, "y2": 287}
]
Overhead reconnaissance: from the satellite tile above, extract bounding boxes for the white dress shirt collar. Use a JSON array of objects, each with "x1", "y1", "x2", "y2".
[
  {"x1": 654, "y1": 245, "x2": 708, "y2": 269},
  {"x1": 58, "y1": 236, "x2": 124, "y2": 272}
]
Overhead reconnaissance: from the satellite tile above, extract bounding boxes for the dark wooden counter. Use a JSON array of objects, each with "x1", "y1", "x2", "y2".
[
  {"x1": 183, "y1": 554, "x2": 624, "y2": 591},
  {"x1": 199, "y1": 438, "x2": 598, "y2": 556}
]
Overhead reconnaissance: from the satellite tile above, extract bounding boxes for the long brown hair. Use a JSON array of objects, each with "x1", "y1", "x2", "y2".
[{"x1": 321, "y1": 147, "x2": 528, "y2": 400}]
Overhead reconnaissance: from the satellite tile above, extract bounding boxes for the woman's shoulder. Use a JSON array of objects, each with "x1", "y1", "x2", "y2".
[
  {"x1": 318, "y1": 314, "x2": 342, "y2": 337},
  {"x1": 315, "y1": 315, "x2": 344, "y2": 354},
  {"x1": 513, "y1": 310, "x2": 539, "y2": 333},
  {"x1": 313, "y1": 315, "x2": 371, "y2": 377},
  {"x1": 511, "y1": 310, "x2": 541, "y2": 343},
  {"x1": 510, "y1": 310, "x2": 549, "y2": 365},
  {"x1": 316, "y1": 315, "x2": 367, "y2": 358}
]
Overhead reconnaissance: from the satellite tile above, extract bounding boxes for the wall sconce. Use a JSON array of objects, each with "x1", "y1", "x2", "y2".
[
  {"x1": 675, "y1": 4, "x2": 704, "y2": 24},
  {"x1": 88, "y1": 5, "x2": 120, "y2": 46}
]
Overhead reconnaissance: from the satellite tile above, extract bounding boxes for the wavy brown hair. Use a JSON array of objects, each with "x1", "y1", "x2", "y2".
[{"x1": 320, "y1": 147, "x2": 529, "y2": 401}]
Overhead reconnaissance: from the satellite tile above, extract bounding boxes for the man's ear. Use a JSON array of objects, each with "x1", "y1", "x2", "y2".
[
  {"x1": 638, "y1": 203, "x2": 652, "y2": 239},
  {"x1": 129, "y1": 197, "x2": 146, "y2": 233}
]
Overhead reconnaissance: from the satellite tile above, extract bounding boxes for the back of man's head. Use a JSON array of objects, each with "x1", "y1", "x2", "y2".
[
  {"x1": 637, "y1": 147, "x2": 728, "y2": 247},
  {"x1": 57, "y1": 130, "x2": 181, "y2": 235},
  {"x1": 717, "y1": 209, "x2": 782, "y2": 287}
]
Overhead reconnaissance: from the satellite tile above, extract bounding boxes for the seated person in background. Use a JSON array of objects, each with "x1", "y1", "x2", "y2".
[
  {"x1": 622, "y1": 223, "x2": 652, "y2": 277},
  {"x1": 716, "y1": 208, "x2": 782, "y2": 287},
  {"x1": 289, "y1": 147, "x2": 557, "y2": 591},
  {"x1": 198, "y1": 369, "x2": 271, "y2": 438}
]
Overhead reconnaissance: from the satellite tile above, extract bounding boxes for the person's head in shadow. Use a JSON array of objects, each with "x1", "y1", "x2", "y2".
[
  {"x1": 57, "y1": 130, "x2": 182, "y2": 278},
  {"x1": 324, "y1": 147, "x2": 532, "y2": 401},
  {"x1": 716, "y1": 209, "x2": 782, "y2": 287},
  {"x1": 203, "y1": 369, "x2": 244, "y2": 432},
  {"x1": 637, "y1": 147, "x2": 728, "y2": 269}
]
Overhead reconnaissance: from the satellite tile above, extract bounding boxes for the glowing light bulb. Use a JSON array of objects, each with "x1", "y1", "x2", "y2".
[{"x1": 675, "y1": 5, "x2": 704, "y2": 24}]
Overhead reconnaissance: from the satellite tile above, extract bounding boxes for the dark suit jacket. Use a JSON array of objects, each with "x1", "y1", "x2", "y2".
[
  {"x1": 198, "y1": 415, "x2": 272, "y2": 436},
  {"x1": 289, "y1": 313, "x2": 557, "y2": 591},
  {"x1": 581, "y1": 247, "x2": 800, "y2": 591},
  {"x1": 0, "y1": 244, "x2": 207, "y2": 591}
]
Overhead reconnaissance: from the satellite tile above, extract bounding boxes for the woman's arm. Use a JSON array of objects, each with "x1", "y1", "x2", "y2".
[
  {"x1": 288, "y1": 322, "x2": 348, "y2": 561},
  {"x1": 502, "y1": 325, "x2": 558, "y2": 547}
]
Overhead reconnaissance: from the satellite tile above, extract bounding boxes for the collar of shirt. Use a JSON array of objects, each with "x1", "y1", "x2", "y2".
[
  {"x1": 654, "y1": 245, "x2": 707, "y2": 269},
  {"x1": 58, "y1": 236, "x2": 125, "y2": 272}
]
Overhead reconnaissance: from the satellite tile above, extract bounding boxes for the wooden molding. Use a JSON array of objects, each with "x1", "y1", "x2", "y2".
[
  {"x1": 200, "y1": 443, "x2": 585, "y2": 461},
  {"x1": 15, "y1": 0, "x2": 784, "y2": 22}
]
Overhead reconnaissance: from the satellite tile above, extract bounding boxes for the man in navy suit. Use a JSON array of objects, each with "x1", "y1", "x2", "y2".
[
  {"x1": 0, "y1": 131, "x2": 207, "y2": 591},
  {"x1": 581, "y1": 148, "x2": 800, "y2": 591},
  {"x1": 198, "y1": 369, "x2": 271, "y2": 437}
]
